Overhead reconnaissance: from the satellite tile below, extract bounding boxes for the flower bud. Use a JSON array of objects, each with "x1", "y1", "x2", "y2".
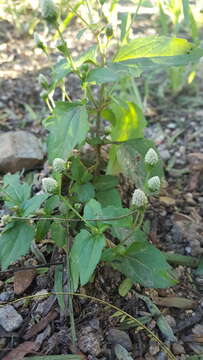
[
  {"x1": 34, "y1": 33, "x2": 47, "y2": 52},
  {"x1": 1, "y1": 214, "x2": 12, "y2": 226},
  {"x1": 132, "y1": 189, "x2": 148, "y2": 208},
  {"x1": 53, "y1": 158, "x2": 66, "y2": 173},
  {"x1": 106, "y1": 25, "x2": 113, "y2": 38},
  {"x1": 148, "y1": 176, "x2": 161, "y2": 192},
  {"x1": 42, "y1": 177, "x2": 58, "y2": 193},
  {"x1": 144, "y1": 148, "x2": 159, "y2": 166},
  {"x1": 40, "y1": 0, "x2": 58, "y2": 24}
]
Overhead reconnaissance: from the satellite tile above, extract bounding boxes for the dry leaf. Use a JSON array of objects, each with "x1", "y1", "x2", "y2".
[
  {"x1": 2, "y1": 341, "x2": 38, "y2": 360},
  {"x1": 153, "y1": 297, "x2": 197, "y2": 309},
  {"x1": 14, "y1": 269, "x2": 36, "y2": 295},
  {"x1": 160, "y1": 196, "x2": 176, "y2": 206}
]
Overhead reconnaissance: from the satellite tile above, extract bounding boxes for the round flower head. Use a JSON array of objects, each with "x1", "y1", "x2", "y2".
[
  {"x1": 1, "y1": 214, "x2": 12, "y2": 226},
  {"x1": 144, "y1": 148, "x2": 159, "y2": 166},
  {"x1": 132, "y1": 189, "x2": 148, "y2": 208},
  {"x1": 53, "y1": 158, "x2": 66, "y2": 173},
  {"x1": 148, "y1": 176, "x2": 161, "y2": 192},
  {"x1": 42, "y1": 177, "x2": 57, "y2": 193},
  {"x1": 40, "y1": 0, "x2": 58, "y2": 24}
]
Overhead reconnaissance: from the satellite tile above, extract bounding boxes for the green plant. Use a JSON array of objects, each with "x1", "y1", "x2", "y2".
[{"x1": 1, "y1": 0, "x2": 203, "y2": 293}]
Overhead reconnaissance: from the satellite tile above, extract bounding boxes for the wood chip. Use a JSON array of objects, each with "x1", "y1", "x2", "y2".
[
  {"x1": 23, "y1": 310, "x2": 58, "y2": 340},
  {"x1": 160, "y1": 196, "x2": 176, "y2": 206},
  {"x1": 2, "y1": 341, "x2": 38, "y2": 360},
  {"x1": 14, "y1": 269, "x2": 36, "y2": 295}
]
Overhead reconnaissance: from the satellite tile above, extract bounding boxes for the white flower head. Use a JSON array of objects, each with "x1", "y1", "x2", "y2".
[
  {"x1": 144, "y1": 148, "x2": 159, "y2": 166},
  {"x1": 148, "y1": 176, "x2": 161, "y2": 192},
  {"x1": 1, "y1": 214, "x2": 12, "y2": 226},
  {"x1": 53, "y1": 158, "x2": 66, "y2": 173},
  {"x1": 42, "y1": 177, "x2": 58, "y2": 193},
  {"x1": 132, "y1": 189, "x2": 148, "y2": 208},
  {"x1": 40, "y1": 0, "x2": 58, "y2": 23}
]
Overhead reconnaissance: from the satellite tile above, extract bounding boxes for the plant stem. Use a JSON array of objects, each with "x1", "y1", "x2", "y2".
[{"x1": 164, "y1": 252, "x2": 199, "y2": 268}]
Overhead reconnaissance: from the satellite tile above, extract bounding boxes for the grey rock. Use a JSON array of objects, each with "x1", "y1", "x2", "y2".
[
  {"x1": 78, "y1": 326, "x2": 101, "y2": 356},
  {"x1": 0, "y1": 130, "x2": 44, "y2": 173},
  {"x1": 108, "y1": 328, "x2": 132, "y2": 351},
  {"x1": 159, "y1": 149, "x2": 170, "y2": 161},
  {"x1": 0, "y1": 305, "x2": 23, "y2": 331},
  {"x1": 36, "y1": 325, "x2": 51, "y2": 345},
  {"x1": 171, "y1": 343, "x2": 185, "y2": 355},
  {"x1": 0, "y1": 291, "x2": 12, "y2": 302}
]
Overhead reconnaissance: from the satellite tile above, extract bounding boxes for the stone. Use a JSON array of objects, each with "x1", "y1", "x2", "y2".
[
  {"x1": 171, "y1": 343, "x2": 185, "y2": 355},
  {"x1": 0, "y1": 305, "x2": 23, "y2": 331},
  {"x1": 108, "y1": 328, "x2": 132, "y2": 351},
  {"x1": 0, "y1": 130, "x2": 44, "y2": 173},
  {"x1": 78, "y1": 326, "x2": 101, "y2": 356}
]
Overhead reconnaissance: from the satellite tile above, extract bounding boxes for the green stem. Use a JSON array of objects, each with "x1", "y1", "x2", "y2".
[
  {"x1": 164, "y1": 252, "x2": 199, "y2": 268},
  {"x1": 122, "y1": 210, "x2": 143, "y2": 243},
  {"x1": 64, "y1": 198, "x2": 94, "y2": 231}
]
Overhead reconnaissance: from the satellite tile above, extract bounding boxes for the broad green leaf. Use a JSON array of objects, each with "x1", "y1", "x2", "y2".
[
  {"x1": 54, "y1": 264, "x2": 65, "y2": 311},
  {"x1": 96, "y1": 188, "x2": 122, "y2": 207},
  {"x1": 83, "y1": 199, "x2": 103, "y2": 226},
  {"x1": 87, "y1": 62, "x2": 141, "y2": 84},
  {"x1": 93, "y1": 175, "x2": 119, "y2": 191},
  {"x1": 51, "y1": 222, "x2": 66, "y2": 248},
  {"x1": 106, "y1": 242, "x2": 177, "y2": 288},
  {"x1": 2, "y1": 173, "x2": 31, "y2": 208},
  {"x1": 22, "y1": 194, "x2": 49, "y2": 217},
  {"x1": 110, "y1": 101, "x2": 146, "y2": 141},
  {"x1": 77, "y1": 183, "x2": 95, "y2": 202},
  {"x1": 0, "y1": 221, "x2": 35, "y2": 270},
  {"x1": 102, "y1": 206, "x2": 132, "y2": 227},
  {"x1": 46, "y1": 102, "x2": 89, "y2": 162},
  {"x1": 44, "y1": 195, "x2": 60, "y2": 213},
  {"x1": 70, "y1": 229, "x2": 105, "y2": 289},
  {"x1": 114, "y1": 36, "x2": 194, "y2": 62},
  {"x1": 36, "y1": 218, "x2": 51, "y2": 242},
  {"x1": 70, "y1": 157, "x2": 92, "y2": 184},
  {"x1": 75, "y1": 45, "x2": 98, "y2": 66},
  {"x1": 52, "y1": 58, "x2": 71, "y2": 82}
]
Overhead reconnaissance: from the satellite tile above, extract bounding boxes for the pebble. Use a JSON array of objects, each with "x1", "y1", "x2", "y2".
[
  {"x1": 0, "y1": 291, "x2": 12, "y2": 303},
  {"x1": 108, "y1": 328, "x2": 132, "y2": 351},
  {"x1": 159, "y1": 149, "x2": 170, "y2": 161},
  {"x1": 36, "y1": 325, "x2": 51, "y2": 346},
  {"x1": 78, "y1": 326, "x2": 101, "y2": 356},
  {"x1": 192, "y1": 324, "x2": 203, "y2": 334},
  {"x1": 0, "y1": 305, "x2": 23, "y2": 331},
  {"x1": 0, "y1": 130, "x2": 44, "y2": 173},
  {"x1": 171, "y1": 343, "x2": 185, "y2": 355},
  {"x1": 165, "y1": 315, "x2": 176, "y2": 328}
]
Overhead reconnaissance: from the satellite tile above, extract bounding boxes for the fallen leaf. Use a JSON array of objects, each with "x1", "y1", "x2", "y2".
[
  {"x1": 23, "y1": 310, "x2": 58, "y2": 340},
  {"x1": 160, "y1": 196, "x2": 176, "y2": 206},
  {"x1": 14, "y1": 269, "x2": 36, "y2": 295},
  {"x1": 153, "y1": 297, "x2": 197, "y2": 309},
  {"x1": 2, "y1": 341, "x2": 38, "y2": 360}
]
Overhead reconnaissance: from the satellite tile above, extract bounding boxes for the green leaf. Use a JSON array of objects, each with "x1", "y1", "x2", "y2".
[
  {"x1": 109, "y1": 101, "x2": 146, "y2": 141},
  {"x1": 70, "y1": 157, "x2": 92, "y2": 184},
  {"x1": 70, "y1": 229, "x2": 105, "y2": 289},
  {"x1": 96, "y1": 188, "x2": 122, "y2": 207},
  {"x1": 76, "y1": 44, "x2": 98, "y2": 66},
  {"x1": 195, "y1": 256, "x2": 203, "y2": 276},
  {"x1": 76, "y1": 183, "x2": 95, "y2": 202},
  {"x1": 118, "y1": 278, "x2": 133, "y2": 297},
  {"x1": 0, "y1": 221, "x2": 35, "y2": 270},
  {"x1": 114, "y1": 36, "x2": 195, "y2": 62},
  {"x1": 108, "y1": 138, "x2": 163, "y2": 185},
  {"x1": 46, "y1": 102, "x2": 89, "y2": 162},
  {"x1": 87, "y1": 62, "x2": 141, "y2": 84},
  {"x1": 54, "y1": 264, "x2": 65, "y2": 311},
  {"x1": 36, "y1": 218, "x2": 51, "y2": 242},
  {"x1": 106, "y1": 242, "x2": 177, "y2": 288},
  {"x1": 52, "y1": 58, "x2": 71, "y2": 82},
  {"x1": 2, "y1": 173, "x2": 31, "y2": 208},
  {"x1": 83, "y1": 199, "x2": 103, "y2": 227},
  {"x1": 44, "y1": 195, "x2": 60, "y2": 214},
  {"x1": 22, "y1": 194, "x2": 49, "y2": 217},
  {"x1": 93, "y1": 175, "x2": 119, "y2": 191},
  {"x1": 51, "y1": 222, "x2": 66, "y2": 248},
  {"x1": 102, "y1": 206, "x2": 132, "y2": 227}
]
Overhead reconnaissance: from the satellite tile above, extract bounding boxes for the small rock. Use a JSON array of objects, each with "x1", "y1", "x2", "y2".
[
  {"x1": 192, "y1": 324, "x2": 203, "y2": 334},
  {"x1": 0, "y1": 131, "x2": 44, "y2": 173},
  {"x1": 0, "y1": 291, "x2": 12, "y2": 303},
  {"x1": 0, "y1": 280, "x2": 4, "y2": 289},
  {"x1": 165, "y1": 315, "x2": 176, "y2": 328},
  {"x1": 0, "y1": 338, "x2": 7, "y2": 349},
  {"x1": 0, "y1": 305, "x2": 23, "y2": 331},
  {"x1": 149, "y1": 340, "x2": 160, "y2": 355},
  {"x1": 172, "y1": 343, "x2": 185, "y2": 355},
  {"x1": 36, "y1": 325, "x2": 51, "y2": 346},
  {"x1": 78, "y1": 326, "x2": 101, "y2": 356},
  {"x1": 159, "y1": 149, "x2": 170, "y2": 161},
  {"x1": 108, "y1": 328, "x2": 132, "y2": 351}
]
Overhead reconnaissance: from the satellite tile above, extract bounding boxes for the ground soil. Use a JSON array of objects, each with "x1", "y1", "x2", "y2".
[{"x1": 0, "y1": 9, "x2": 203, "y2": 360}]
